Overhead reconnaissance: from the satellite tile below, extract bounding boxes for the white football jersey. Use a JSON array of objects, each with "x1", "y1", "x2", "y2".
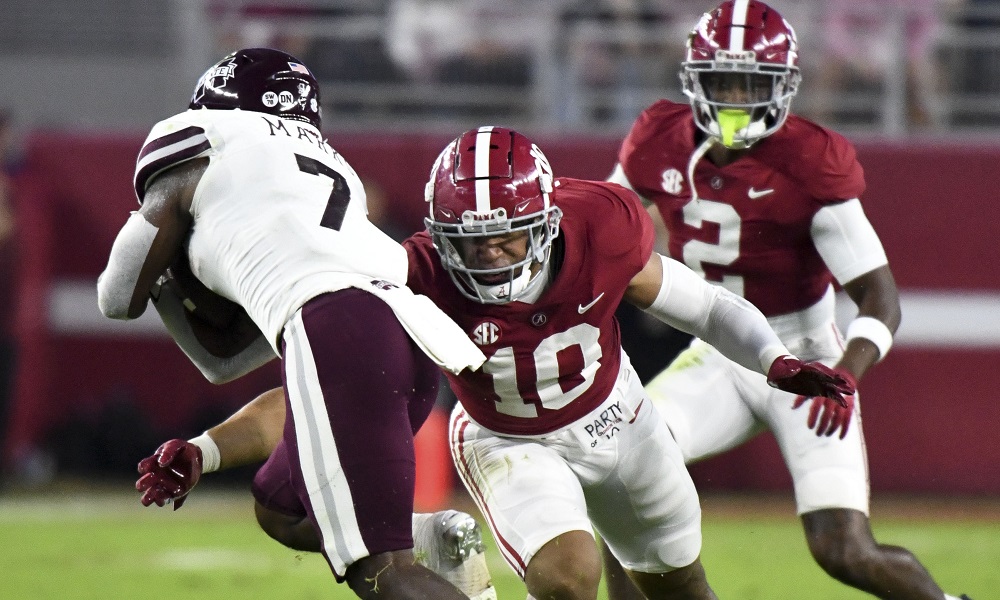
[{"x1": 134, "y1": 109, "x2": 408, "y2": 350}]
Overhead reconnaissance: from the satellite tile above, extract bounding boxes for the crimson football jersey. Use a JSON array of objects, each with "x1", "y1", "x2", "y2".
[
  {"x1": 618, "y1": 100, "x2": 865, "y2": 317},
  {"x1": 405, "y1": 178, "x2": 655, "y2": 436}
]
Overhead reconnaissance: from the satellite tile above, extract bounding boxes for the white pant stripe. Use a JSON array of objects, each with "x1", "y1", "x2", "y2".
[{"x1": 285, "y1": 312, "x2": 368, "y2": 574}]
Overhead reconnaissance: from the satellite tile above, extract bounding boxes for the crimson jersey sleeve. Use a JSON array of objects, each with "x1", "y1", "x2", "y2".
[
  {"x1": 617, "y1": 100, "x2": 695, "y2": 204},
  {"x1": 403, "y1": 231, "x2": 443, "y2": 297}
]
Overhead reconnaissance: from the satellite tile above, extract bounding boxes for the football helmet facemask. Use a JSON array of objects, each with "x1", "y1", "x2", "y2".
[
  {"x1": 425, "y1": 126, "x2": 562, "y2": 305},
  {"x1": 681, "y1": 0, "x2": 801, "y2": 149},
  {"x1": 190, "y1": 47, "x2": 322, "y2": 130}
]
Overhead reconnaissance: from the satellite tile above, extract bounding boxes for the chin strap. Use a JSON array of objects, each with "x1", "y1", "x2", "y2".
[{"x1": 686, "y1": 136, "x2": 715, "y2": 204}]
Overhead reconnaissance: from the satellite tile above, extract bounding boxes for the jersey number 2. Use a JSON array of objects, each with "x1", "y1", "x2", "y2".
[
  {"x1": 296, "y1": 154, "x2": 350, "y2": 231},
  {"x1": 681, "y1": 199, "x2": 745, "y2": 296}
]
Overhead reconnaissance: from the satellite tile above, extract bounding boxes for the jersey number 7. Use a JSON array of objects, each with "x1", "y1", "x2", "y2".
[{"x1": 296, "y1": 153, "x2": 350, "y2": 231}]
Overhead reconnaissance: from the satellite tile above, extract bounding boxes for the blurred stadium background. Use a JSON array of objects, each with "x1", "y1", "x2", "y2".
[{"x1": 0, "y1": 0, "x2": 997, "y2": 597}]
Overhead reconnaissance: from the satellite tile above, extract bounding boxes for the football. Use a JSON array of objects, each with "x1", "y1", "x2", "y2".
[
  {"x1": 165, "y1": 250, "x2": 261, "y2": 358},
  {"x1": 167, "y1": 250, "x2": 241, "y2": 329}
]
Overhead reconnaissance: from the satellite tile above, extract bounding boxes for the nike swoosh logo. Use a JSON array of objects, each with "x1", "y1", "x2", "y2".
[
  {"x1": 577, "y1": 292, "x2": 605, "y2": 314},
  {"x1": 629, "y1": 399, "x2": 644, "y2": 424},
  {"x1": 748, "y1": 187, "x2": 774, "y2": 199}
]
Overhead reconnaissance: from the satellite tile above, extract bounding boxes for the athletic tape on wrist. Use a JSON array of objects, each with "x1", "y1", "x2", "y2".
[
  {"x1": 845, "y1": 316, "x2": 893, "y2": 362},
  {"x1": 188, "y1": 433, "x2": 221, "y2": 473}
]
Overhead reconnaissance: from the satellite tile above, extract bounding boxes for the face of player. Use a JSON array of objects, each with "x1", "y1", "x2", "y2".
[
  {"x1": 455, "y1": 230, "x2": 534, "y2": 285},
  {"x1": 701, "y1": 72, "x2": 773, "y2": 105}
]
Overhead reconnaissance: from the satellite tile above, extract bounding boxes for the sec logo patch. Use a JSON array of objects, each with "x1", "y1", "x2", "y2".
[
  {"x1": 661, "y1": 168, "x2": 683, "y2": 195},
  {"x1": 472, "y1": 321, "x2": 501, "y2": 346}
]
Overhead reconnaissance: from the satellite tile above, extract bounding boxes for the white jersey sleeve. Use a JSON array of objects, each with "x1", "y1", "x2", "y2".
[
  {"x1": 810, "y1": 199, "x2": 889, "y2": 285},
  {"x1": 134, "y1": 120, "x2": 214, "y2": 202}
]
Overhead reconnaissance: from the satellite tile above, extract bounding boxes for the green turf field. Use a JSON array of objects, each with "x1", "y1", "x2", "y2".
[{"x1": 1, "y1": 484, "x2": 995, "y2": 599}]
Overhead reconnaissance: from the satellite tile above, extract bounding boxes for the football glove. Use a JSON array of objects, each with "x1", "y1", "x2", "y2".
[
  {"x1": 766, "y1": 356, "x2": 855, "y2": 407},
  {"x1": 793, "y1": 369, "x2": 858, "y2": 439},
  {"x1": 136, "y1": 439, "x2": 203, "y2": 510}
]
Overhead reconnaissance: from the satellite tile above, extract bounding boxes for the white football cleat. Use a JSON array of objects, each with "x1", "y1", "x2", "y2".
[{"x1": 413, "y1": 510, "x2": 497, "y2": 600}]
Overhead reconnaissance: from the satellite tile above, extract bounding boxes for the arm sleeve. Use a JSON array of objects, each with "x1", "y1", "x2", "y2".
[
  {"x1": 643, "y1": 254, "x2": 789, "y2": 374},
  {"x1": 97, "y1": 212, "x2": 158, "y2": 319},
  {"x1": 151, "y1": 280, "x2": 277, "y2": 384},
  {"x1": 811, "y1": 199, "x2": 888, "y2": 284}
]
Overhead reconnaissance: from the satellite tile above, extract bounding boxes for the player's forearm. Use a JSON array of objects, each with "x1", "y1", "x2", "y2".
[
  {"x1": 839, "y1": 265, "x2": 901, "y2": 379},
  {"x1": 639, "y1": 254, "x2": 788, "y2": 374},
  {"x1": 206, "y1": 387, "x2": 286, "y2": 470},
  {"x1": 97, "y1": 212, "x2": 159, "y2": 319}
]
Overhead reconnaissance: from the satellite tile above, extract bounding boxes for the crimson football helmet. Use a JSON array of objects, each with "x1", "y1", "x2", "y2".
[
  {"x1": 681, "y1": 0, "x2": 801, "y2": 148},
  {"x1": 190, "y1": 47, "x2": 321, "y2": 129},
  {"x1": 425, "y1": 126, "x2": 562, "y2": 304}
]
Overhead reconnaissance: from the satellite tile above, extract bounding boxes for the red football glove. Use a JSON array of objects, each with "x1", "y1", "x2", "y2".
[
  {"x1": 766, "y1": 356, "x2": 855, "y2": 407},
  {"x1": 793, "y1": 390, "x2": 857, "y2": 439},
  {"x1": 136, "y1": 439, "x2": 203, "y2": 510}
]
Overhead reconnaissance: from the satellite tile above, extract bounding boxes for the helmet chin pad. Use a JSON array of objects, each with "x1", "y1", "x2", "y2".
[{"x1": 472, "y1": 262, "x2": 537, "y2": 303}]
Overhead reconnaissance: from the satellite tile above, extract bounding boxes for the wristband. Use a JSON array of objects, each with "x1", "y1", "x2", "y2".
[
  {"x1": 188, "y1": 433, "x2": 221, "y2": 473},
  {"x1": 845, "y1": 316, "x2": 893, "y2": 362}
]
